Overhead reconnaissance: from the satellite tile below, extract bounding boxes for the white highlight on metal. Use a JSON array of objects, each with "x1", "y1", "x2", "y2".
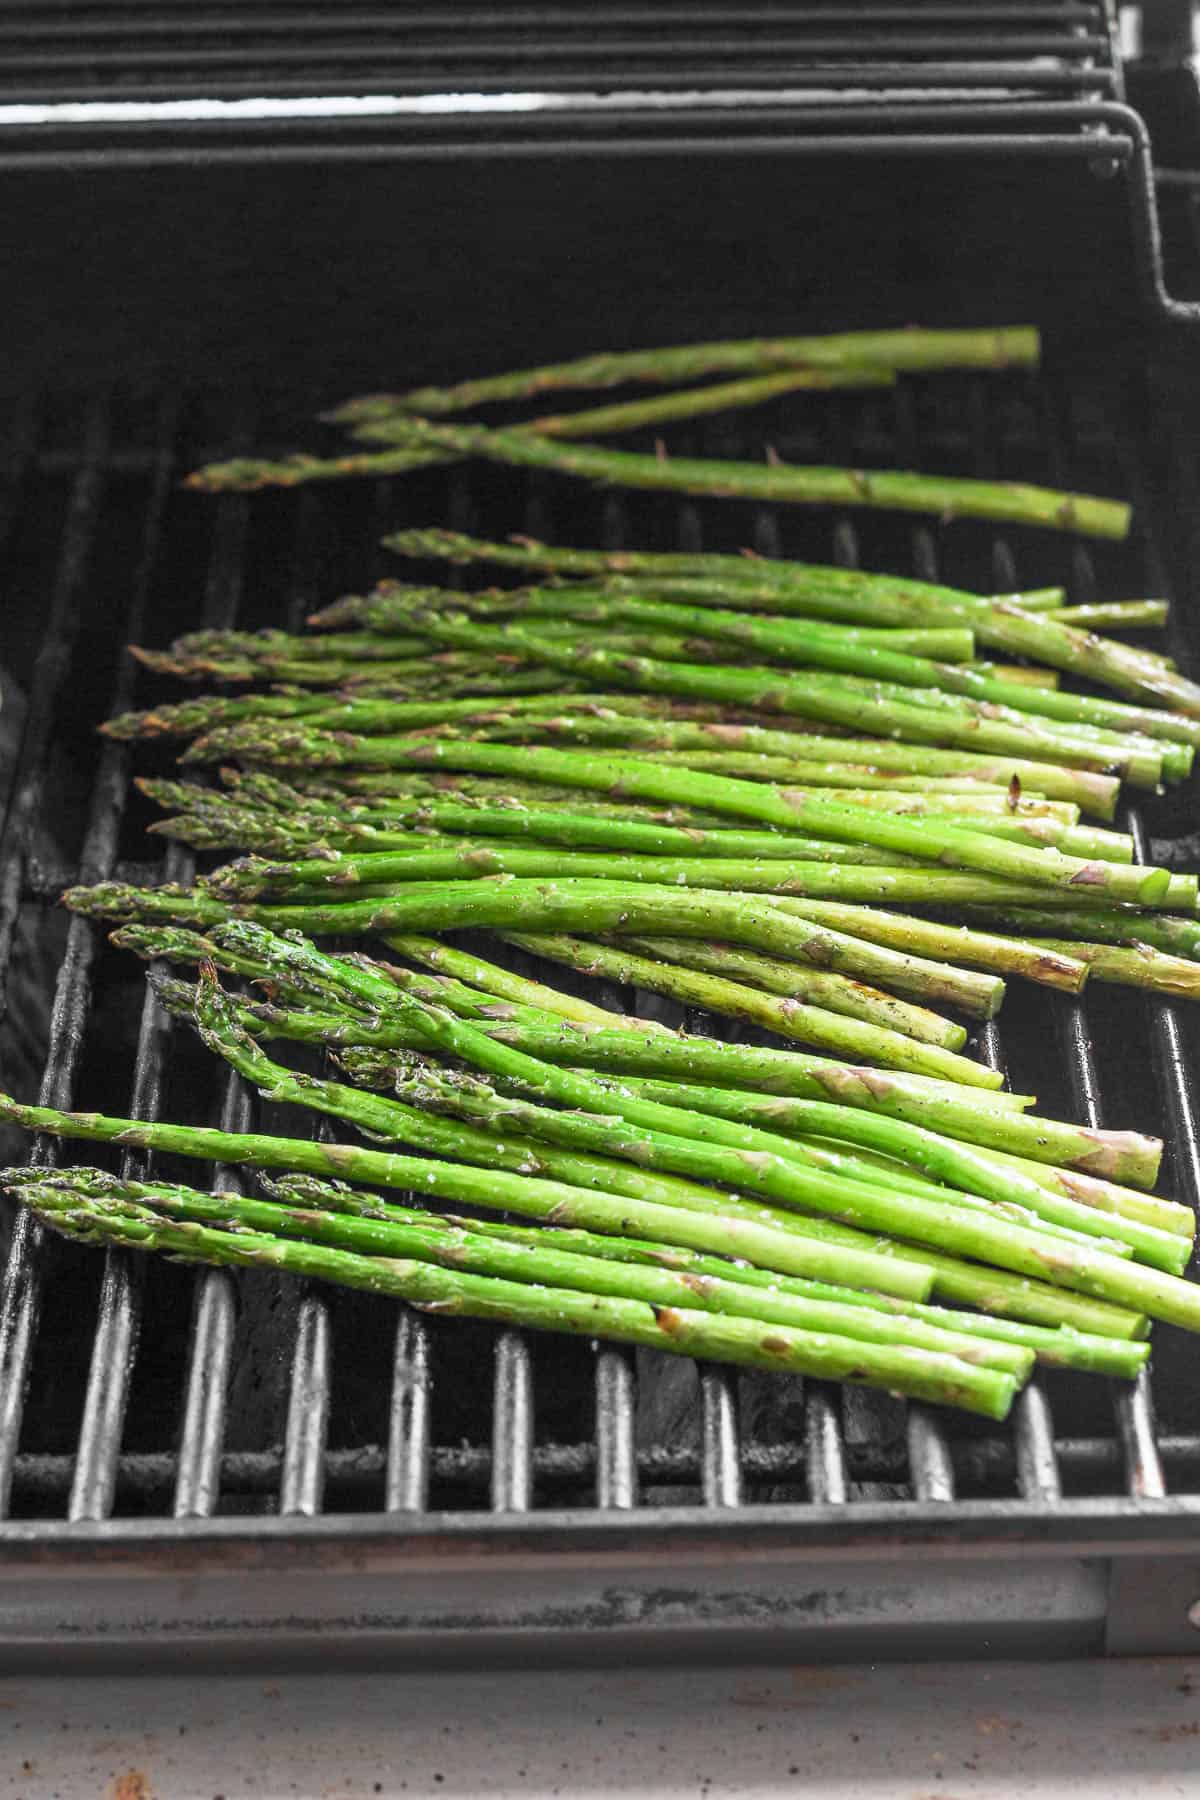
[{"x1": 0, "y1": 87, "x2": 1040, "y2": 127}]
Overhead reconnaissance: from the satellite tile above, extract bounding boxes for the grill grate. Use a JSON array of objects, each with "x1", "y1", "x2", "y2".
[
  {"x1": 0, "y1": 2, "x2": 1121, "y2": 104},
  {"x1": 1, "y1": 361, "x2": 1200, "y2": 1648}
]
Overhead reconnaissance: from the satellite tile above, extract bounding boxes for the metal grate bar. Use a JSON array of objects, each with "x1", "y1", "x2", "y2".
[
  {"x1": 385, "y1": 1312, "x2": 432, "y2": 1513},
  {"x1": 1058, "y1": 997, "x2": 1167, "y2": 1499},
  {"x1": 890, "y1": 378, "x2": 962, "y2": 1504},
  {"x1": 1127, "y1": 820, "x2": 1200, "y2": 1222},
  {"x1": 0, "y1": 396, "x2": 165, "y2": 1521},
  {"x1": 491, "y1": 1331, "x2": 534, "y2": 1511},
  {"x1": 0, "y1": 399, "x2": 108, "y2": 1014},
  {"x1": 672, "y1": 458, "x2": 747, "y2": 1510},
  {"x1": 69, "y1": 405, "x2": 253, "y2": 1522},
  {"x1": 978, "y1": 1023, "x2": 1062, "y2": 1500},
  {"x1": 1035, "y1": 379, "x2": 1169, "y2": 1505},
  {"x1": 268, "y1": 490, "x2": 341, "y2": 1521},
  {"x1": 805, "y1": 1385, "x2": 848, "y2": 1503},
  {"x1": 67, "y1": 962, "x2": 174, "y2": 1523},
  {"x1": 169, "y1": 425, "x2": 267, "y2": 1521},
  {"x1": 172, "y1": 1071, "x2": 247, "y2": 1520},
  {"x1": 594, "y1": 1347, "x2": 638, "y2": 1509},
  {"x1": 22, "y1": 1424, "x2": 1200, "y2": 1509},
  {"x1": 700, "y1": 1365, "x2": 742, "y2": 1507},
  {"x1": 279, "y1": 1295, "x2": 332, "y2": 1517},
  {"x1": 971, "y1": 386, "x2": 1067, "y2": 1505},
  {"x1": 907, "y1": 1409, "x2": 956, "y2": 1501}
]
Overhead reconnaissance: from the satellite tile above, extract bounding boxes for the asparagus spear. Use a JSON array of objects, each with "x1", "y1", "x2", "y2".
[
  {"x1": 354, "y1": 413, "x2": 1129, "y2": 538},
  {"x1": 1023, "y1": 939, "x2": 1200, "y2": 998},
  {"x1": 521, "y1": 929, "x2": 967, "y2": 1050},
  {"x1": 353, "y1": 625, "x2": 1177, "y2": 784},
  {"x1": 493, "y1": 930, "x2": 980, "y2": 1077},
  {"x1": 770, "y1": 901, "x2": 1088, "y2": 992},
  {"x1": 199, "y1": 841, "x2": 1161, "y2": 914},
  {"x1": 260, "y1": 1173, "x2": 1147, "y2": 1378},
  {"x1": 119, "y1": 921, "x2": 551, "y2": 1032},
  {"x1": 591, "y1": 1075, "x2": 1188, "y2": 1272},
  {"x1": 382, "y1": 529, "x2": 1200, "y2": 714},
  {"x1": 384, "y1": 932, "x2": 648, "y2": 1030},
  {"x1": 1045, "y1": 601, "x2": 1169, "y2": 629},
  {"x1": 20, "y1": 1176, "x2": 1012, "y2": 1412},
  {"x1": 602, "y1": 934, "x2": 967, "y2": 1047},
  {"x1": 401, "y1": 613, "x2": 1176, "y2": 782},
  {"x1": 951, "y1": 907, "x2": 1200, "y2": 959},
  {"x1": 468, "y1": 1025, "x2": 1156, "y2": 1182},
  {"x1": 62, "y1": 881, "x2": 1029, "y2": 1055},
  {"x1": 426, "y1": 586, "x2": 1196, "y2": 747},
  {"x1": 325, "y1": 327, "x2": 1040, "y2": 422},
  {"x1": 188, "y1": 367, "x2": 898, "y2": 491},
  {"x1": 368, "y1": 1002, "x2": 1200, "y2": 1326},
  {"x1": 12, "y1": 1165, "x2": 1038, "y2": 1377},
  {"x1": 171, "y1": 732, "x2": 1179, "y2": 899},
  {"x1": 0, "y1": 1081, "x2": 932, "y2": 1301},
  {"x1": 152, "y1": 923, "x2": 1164, "y2": 1184},
  {"x1": 212, "y1": 720, "x2": 1123, "y2": 817}
]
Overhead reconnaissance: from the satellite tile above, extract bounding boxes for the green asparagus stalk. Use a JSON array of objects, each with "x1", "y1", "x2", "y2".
[
  {"x1": 951, "y1": 906, "x2": 1200, "y2": 959},
  {"x1": 172, "y1": 731, "x2": 1179, "y2": 899},
  {"x1": 62, "y1": 881, "x2": 1031, "y2": 1053},
  {"x1": 368, "y1": 1001, "x2": 1200, "y2": 1326},
  {"x1": 360, "y1": 365, "x2": 894, "y2": 441},
  {"x1": 427, "y1": 586, "x2": 1197, "y2": 746},
  {"x1": 199, "y1": 840, "x2": 1159, "y2": 915},
  {"x1": 326, "y1": 327, "x2": 1040, "y2": 422},
  {"x1": 1023, "y1": 939, "x2": 1200, "y2": 997},
  {"x1": 359, "y1": 413, "x2": 1129, "y2": 538},
  {"x1": 402, "y1": 612, "x2": 1179, "y2": 781},
  {"x1": 22, "y1": 1175, "x2": 1010, "y2": 1410},
  {"x1": 151, "y1": 626, "x2": 433, "y2": 665},
  {"x1": 0, "y1": 1072, "x2": 933, "y2": 1302},
  {"x1": 381, "y1": 525, "x2": 1067, "y2": 616},
  {"x1": 390, "y1": 912, "x2": 987, "y2": 1080},
  {"x1": 768, "y1": 901, "x2": 1087, "y2": 992},
  {"x1": 147, "y1": 799, "x2": 925, "y2": 871},
  {"x1": 1045, "y1": 601, "x2": 1169, "y2": 629},
  {"x1": 517, "y1": 930, "x2": 968, "y2": 1050},
  {"x1": 942, "y1": 1140, "x2": 1193, "y2": 1238},
  {"x1": 11, "y1": 1165, "x2": 1038, "y2": 1379},
  {"x1": 594, "y1": 1075, "x2": 1188, "y2": 1273},
  {"x1": 266, "y1": 1173, "x2": 1150, "y2": 1376},
  {"x1": 119, "y1": 921, "x2": 553, "y2": 1033},
  {"x1": 595, "y1": 1075, "x2": 1183, "y2": 1243},
  {"x1": 188, "y1": 367, "x2": 898, "y2": 491},
  {"x1": 213, "y1": 722, "x2": 1123, "y2": 817},
  {"x1": 138, "y1": 932, "x2": 1161, "y2": 1193},
  {"x1": 262, "y1": 1173, "x2": 1149, "y2": 1364},
  {"x1": 145, "y1": 782, "x2": 1071, "y2": 861},
  {"x1": 466, "y1": 1024, "x2": 1155, "y2": 1182},
  {"x1": 383, "y1": 932, "x2": 648, "y2": 1030},
  {"x1": 388, "y1": 624, "x2": 1177, "y2": 783},
  {"x1": 382, "y1": 529, "x2": 1200, "y2": 714}
]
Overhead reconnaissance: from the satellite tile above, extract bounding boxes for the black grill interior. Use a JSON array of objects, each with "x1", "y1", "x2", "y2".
[{"x1": 4, "y1": 357, "x2": 1200, "y2": 1523}]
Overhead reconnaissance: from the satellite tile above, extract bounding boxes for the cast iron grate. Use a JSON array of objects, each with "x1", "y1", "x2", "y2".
[
  {"x1": 0, "y1": 360, "x2": 1197, "y2": 1529},
  {"x1": 0, "y1": 1, "x2": 1120, "y2": 104}
]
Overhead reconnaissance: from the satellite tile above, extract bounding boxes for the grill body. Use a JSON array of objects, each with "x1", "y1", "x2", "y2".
[{"x1": 3, "y1": 3, "x2": 1200, "y2": 1667}]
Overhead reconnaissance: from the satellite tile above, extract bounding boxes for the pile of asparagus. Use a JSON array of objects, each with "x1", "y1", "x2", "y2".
[{"x1": 7, "y1": 323, "x2": 1200, "y2": 1429}]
